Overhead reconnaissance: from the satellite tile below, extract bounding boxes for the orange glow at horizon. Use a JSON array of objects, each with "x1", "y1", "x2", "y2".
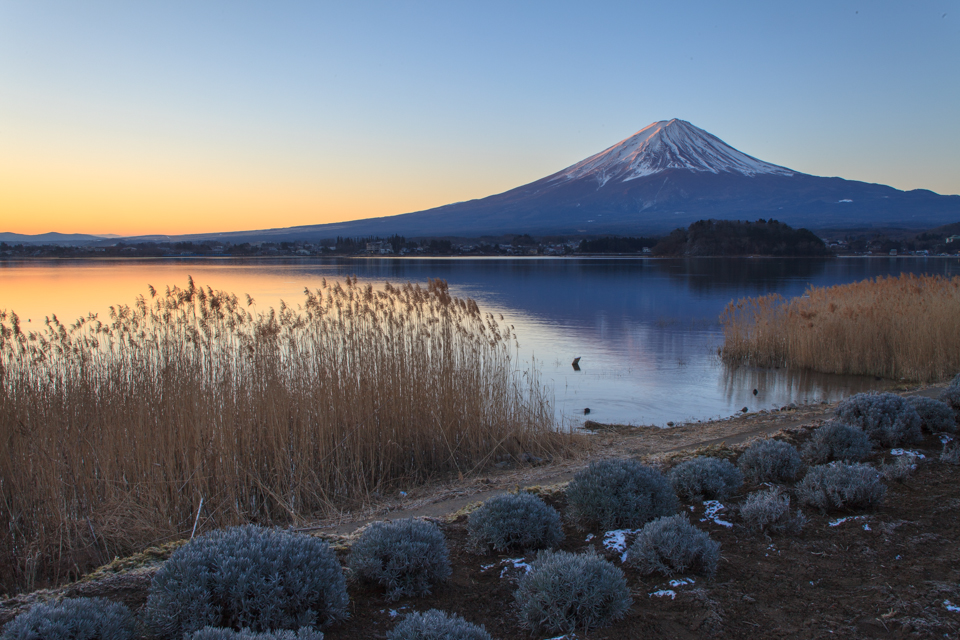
[{"x1": 0, "y1": 152, "x2": 474, "y2": 237}]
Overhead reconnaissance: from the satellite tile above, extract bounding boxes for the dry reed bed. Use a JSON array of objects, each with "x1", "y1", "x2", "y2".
[
  {"x1": 0, "y1": 277, "x2": 570, "y2": 594},
  {"x1": 721, "y1": 273, "x2": 960, "y2": 381}
]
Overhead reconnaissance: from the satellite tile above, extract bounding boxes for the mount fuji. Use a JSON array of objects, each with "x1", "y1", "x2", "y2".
[{"x1": 138, "y1": 119, "x2": 959, "y2": 243}]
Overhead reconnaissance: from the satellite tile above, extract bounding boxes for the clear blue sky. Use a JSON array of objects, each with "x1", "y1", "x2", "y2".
[{"x1": 1, "y1": 1, "x2": 957, "y2": 235}]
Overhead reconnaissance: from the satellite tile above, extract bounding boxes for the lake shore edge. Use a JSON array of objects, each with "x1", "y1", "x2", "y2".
[{"x1": 2, "y1": 377, "x2": 949, "y2": 621}]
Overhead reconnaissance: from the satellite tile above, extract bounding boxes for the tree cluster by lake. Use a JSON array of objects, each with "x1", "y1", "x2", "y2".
[{"x1": 651, "y1": 219, "x2": 831, "y2": 257}]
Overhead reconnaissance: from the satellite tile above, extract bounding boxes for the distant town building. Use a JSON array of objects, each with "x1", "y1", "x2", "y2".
[{"x1": 365, "y1": 241, "x2": 394, "y2": 254}]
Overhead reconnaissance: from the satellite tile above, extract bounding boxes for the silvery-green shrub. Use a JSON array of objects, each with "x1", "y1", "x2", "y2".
[
  {"x1": 1, "y1": 597, "x2": 134, "y2": 640},
  {"x1": 797, "y1": 462, "x2": 886, "y2": 511},
  {"x1": 144, "y1": 525, "x2": 348, "y2": 639},
  {"x1": 835, "y1": 392, "x2": 922, "y2": 446},
  {"x1": 739, "y1": 487, "x2": 806, "y2": 535},
  {"x1": 907, "y1": 396, "x2": 956, "y2": 433},
  {"x1": 514, "y1": 550, "x2": 631, "y2": 633},
  {"x1": 565, "y1": 459, "x2": 677, "y2": 529},
  {"x1": 669, "y1": 457, "x2": 743, "y2": 502},
  {"x1": 625, "y1": 514, "x2": 720, "y2": 577},
  {"x1": 938, "y1": 385, "x2": 960, "y2": 420},
  {"x1": 348, "y1": 518, "x2": 451, "y2": 601},
  {"x1": 881, "y1": 455, "x2": 918, "y2": 483},
  {"x1": 802, "y1": 421, "x2": 873, "y2": 464},
  {"x1": 941, "y1": 440, "x2": 960, "y2": 465},
  {"x1": 386, "y1": 610, "x2": 492, "y2": 640},
  {"x1": 737, "y1": 439, "x2": 803, "y2": 483},
  {"x1": 189, "y1": 628, "x2": 323, "y2": 640},
  {"x1": 467, "y1": 491, "x2": 563, "y2": 554}
]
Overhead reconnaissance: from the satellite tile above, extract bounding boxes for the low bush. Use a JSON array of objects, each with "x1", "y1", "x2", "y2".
[
  {"x1": 737, "y1": 439, "x2": 803, "y2": 483},
  {"x1": 189, "y1": 628, "x2": 323, "y2": 640},
  {"x1": 739, "y1": 487, "x2": 806, "y2": 535},
  {"x1": 941, "y1": 440, "x2": 960, "y2": 465},
  {"x1": 515, "y1": 550, "x2": 631, "y2": 633},
  {"x1": 835, "y1": 393, "x2": 922, "y2": 446},
  {"x1": 669, "y1": 457, "x2": 743, "y2": 501},
  {"x1": 881, "y1": 455, "x2": 918, "y2": 483},
  {"x1": 625, "y1": 514, "x2": 720, "y2": 577},
  {"x1": 467, "y1": 492, "x2": 563, "y2": 554},
  {"x1": 348, "y1": 519, "x2": 451, "y2": 601},
  {"x1": 386, "y1": 610, "x2": 492, "y2": 640},
  {"x1": 565, "y1": 459, "x2": 677, "y2": 529},
  {"x1": 801, "y1": 421, "x2": 873, "y2": 464},
  {"x1": 939, "y1": 386, "x2": 960, "y2": 420},
  {"x1": 907, "y1": 396, "x2": 957, "y2": 433},
  {"x1": 0, "y1": 597, "x2": 134, "y2": 640},
  {"x1": 143, "y1": 525, "x2": 348, "y2": 639},
  {"x1": 797, "y1": 463, "x2": 886, "y2": 512}
]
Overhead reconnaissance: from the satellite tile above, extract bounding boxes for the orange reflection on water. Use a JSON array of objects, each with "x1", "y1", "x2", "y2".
[{"x1": 0, "y1": 259, "x2": 337, "y2": 325}]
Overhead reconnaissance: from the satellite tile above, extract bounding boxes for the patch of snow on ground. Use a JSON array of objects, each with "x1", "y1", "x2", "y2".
[
  {"x1": 585, "y1": 534, "x2": 595, "y2": 542},
  {"x1": 650, "y1": 589, "x2": 677, "y2": 599},
  {"x1": 829, "y1": 515, "x2": 868, "y2": 527},
  {"x1": 863, "y1": 523, "x2": 871, "y2": 531},
  {"x1": 890, "y1": 448, "x2": 925, "y2": 459},
  {"x1": 603, "y1": 528, "x2": 641, "y2": 561},
  {"x1": 669, "y1": 578, "x2": 695, "y2": 587},
  {"x1": 700, "y1": 500, "x2": 733, "y2": 527},
  {"x1": 941, "y1": 434, "x2": 954, "y2": 444},
  {"x1": 381, "y1": 606, "x2": 408, "y2": 618},
  {"x1": 944, "y1": 600, "x2": 960, "y2": 612},
  {"x1": 499, "y1": 557, "x2": 532, "y2": 578}
]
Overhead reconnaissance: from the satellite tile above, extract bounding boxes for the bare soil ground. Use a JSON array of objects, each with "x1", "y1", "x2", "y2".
[{"x1": 4, "y1": 383, "x2": 959, "y2": 639}]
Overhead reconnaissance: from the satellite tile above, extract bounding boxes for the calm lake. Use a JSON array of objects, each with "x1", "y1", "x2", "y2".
[{"x1": 3, "y1": 256, "x2": 960, "y2": 427}]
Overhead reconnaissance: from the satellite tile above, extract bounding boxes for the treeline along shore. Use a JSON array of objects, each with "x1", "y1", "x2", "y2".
[{"x1": 4, "y1": 219, "x2": 960, "y2": 259}]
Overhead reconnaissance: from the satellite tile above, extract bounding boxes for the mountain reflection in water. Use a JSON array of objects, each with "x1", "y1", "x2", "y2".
[{"x1": 2, "y1": 257, "x2": 959, "y2": 427}]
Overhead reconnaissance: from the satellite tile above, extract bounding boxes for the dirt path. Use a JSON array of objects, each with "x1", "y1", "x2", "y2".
[
  {"x1": 309, "y1": 394, "x2": 891, "y2": 536},
  {"x1": 306, "y1": 381, "x2": 944, "y2": 537}
]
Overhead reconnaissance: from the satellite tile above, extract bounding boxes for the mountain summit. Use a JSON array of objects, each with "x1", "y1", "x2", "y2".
[{"x1": 549, "y1": 119, "x2": 794, "y2": 185}]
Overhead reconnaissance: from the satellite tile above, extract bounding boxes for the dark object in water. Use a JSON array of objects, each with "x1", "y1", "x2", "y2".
[
  {"x1": 584, "y1": 408, "x2": 591, "y2": 415},
  {"x1": 572, "y1": 357, "x2": 581, "y2": 371},
  {"x1": 742, "y1": 407, "x2": 749, "y2": 413},
  {"x1": 753, "y1": 388, "x2": 758, "y2": 396}
]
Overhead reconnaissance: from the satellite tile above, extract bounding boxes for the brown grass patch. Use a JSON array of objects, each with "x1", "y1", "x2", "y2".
[
  {"x1": 720, "y1": 273, "x2": 960, "y2": 382},
  {"x1": 0, "y1": 277, "x2": 572, "y2": 594}
]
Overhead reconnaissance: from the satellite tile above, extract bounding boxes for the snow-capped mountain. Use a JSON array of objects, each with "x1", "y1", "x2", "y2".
[
  {"x1": 128, "y1": 120, "x2": 959, "y2": 243},
  {"x1": 548, "y1": 119, "x2": 794, "y2": 185}
]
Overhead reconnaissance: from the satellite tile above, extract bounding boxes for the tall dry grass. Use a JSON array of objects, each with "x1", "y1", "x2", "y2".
[
  {"x1": 0, "y1": 277, "x2": 569, "y2": 594},
  {"x1": 720, "y1": 273, "x2": 960, "y2": 381}
]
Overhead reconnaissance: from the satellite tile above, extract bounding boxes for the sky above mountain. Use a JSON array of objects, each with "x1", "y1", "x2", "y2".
[{"x1": 1, "y1": 1, "x2": 958, "y2": 236}]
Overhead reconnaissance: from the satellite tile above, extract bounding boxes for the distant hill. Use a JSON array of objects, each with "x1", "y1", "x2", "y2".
[{"x1": 0, "y1": 232, "x2": 114, "y2": 246}]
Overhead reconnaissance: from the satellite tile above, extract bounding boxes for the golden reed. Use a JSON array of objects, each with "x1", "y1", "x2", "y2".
[
  {"x1": 0, "y1": 277, "x2": 572, "y2": 593},
  {"x1": 720, "y1": 273, "x2": 960, "y2": 382}
]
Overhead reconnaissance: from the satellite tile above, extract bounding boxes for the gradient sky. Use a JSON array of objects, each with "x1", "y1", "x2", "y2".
[{"x1": 1, "y1": 1, "x2": 958, "y2": 236}]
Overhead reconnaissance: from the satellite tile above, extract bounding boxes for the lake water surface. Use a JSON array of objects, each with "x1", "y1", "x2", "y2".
[{"x1": 3, "y1": 256, "x2": 959, "y2": 427}]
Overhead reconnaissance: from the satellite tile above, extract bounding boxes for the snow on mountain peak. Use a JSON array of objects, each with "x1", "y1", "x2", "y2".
[{"x1": 549, "y1": 119, "x2": 794, "y2": 186}]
